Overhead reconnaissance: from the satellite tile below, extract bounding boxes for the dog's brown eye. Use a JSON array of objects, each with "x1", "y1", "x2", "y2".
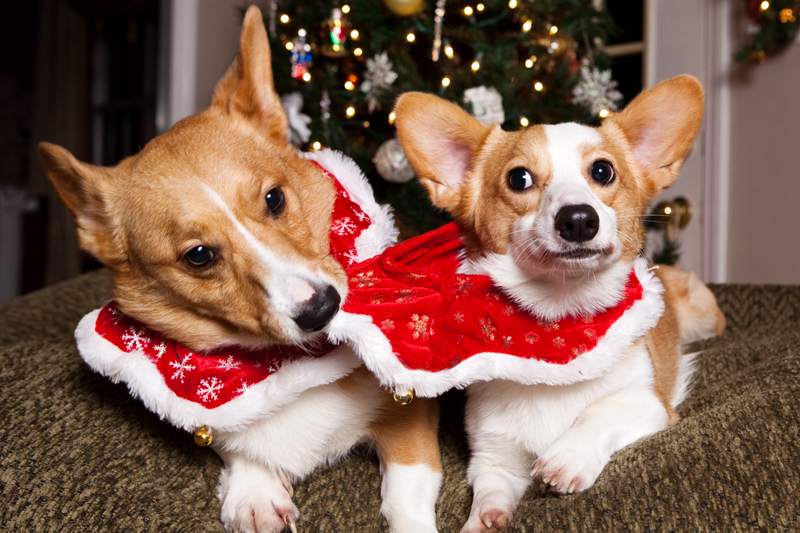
[
  {"x1": 507, "y1": 168, "x2": 534, "y2": 191},
  {"x1": 590, "y1": 161, "x2": 615, "y2": 185},
  {"x1": 265, "y1": 186, "x2": 285, "y2": 216},
  {"x1": 184, "y1": 246, "x2": 214, "y2": 267}
]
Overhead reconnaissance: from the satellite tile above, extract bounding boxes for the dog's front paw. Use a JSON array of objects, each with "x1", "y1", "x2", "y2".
[
  {"x1": 219, "y1": 467, "x2": 298, "y2": 533},
  {"x1": 460, "y1": 493, "x2": 514, "y2": 533},
  {"x1": 530, "y1": 444, "x2": 607, "y2": 495}
]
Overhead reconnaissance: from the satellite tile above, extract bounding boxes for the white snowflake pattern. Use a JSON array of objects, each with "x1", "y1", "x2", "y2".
[
  {"x1": 121, "y1": 327, "x2": 150, "y2": 352},
  {"x1": 217, "y1": 355, "x2": 242, "y2": 371},
  {"x1": 152, "y1": 342, "x2": 167, "y2": 360},
  {"x1": 169, "y1": 354, "x2": 196, "y2": 383},
  {"x1": 355, "y1": 210, "x2": 369, "y2": 222},
  {"x1": 107, "y1": 306, "x2": 122, "y2": 324},
  {"x1": 572, "y1": 66, "x2": 624, "y2": 116},
  {"x1": 332, "y1": 217, "x2": 357, "y2": 236},
  {"x1": 236, "y1": 381, "x2": 252, "y2": 394},
  {"x1": 197, "y1": 377, "x2": 224, "y2": 403},
  {"x1": 343, "y1": 249, "x2": 359, "y2": 265}
]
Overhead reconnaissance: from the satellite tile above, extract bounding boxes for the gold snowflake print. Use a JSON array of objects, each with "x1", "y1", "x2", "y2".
[
  {"x1": 584, "y1": 328, "x2": 597, "y2": 340},
  {"x1": 553, "y1": 337, "x2": 566, "y2": 349},
  {"x1": 525, "y1": 332, "x2": 539, "y2": 344},
  {"x1": 394, "y1": 289, "x2": 417, "y2": 303},
  {"x1": 571, "y1": 343, "x2": 588, "y2": 356},
  {"x1": 501, "y1": 335, "x2": 514, "y2": 348},
  {"x1": 453, "y1": 311, "x2": 465, "y2": 324},
  {"x1": 456, "y1": 277, "x2": 474, "y2": 295},
  {"x1": 380, "y1": 319, "x2": 395, "y2": 332},
  {"x1": 538, "y1": 320, "x2": 560, "y2": 332},
  {"x1": 502, "y1": 305, "x2": 514, "y2": 316},
  {"x1": 404, "y1": 272, "x2": 426, "y2": 282},
  {"x1": 354, "y1": 270, "x2": 377, "y2": 288},
  {"x1": 408, "y1": 314, "x2": 433, "y2": 340},
  {"x1": 371, "y1": 294, "x2": 385, "y2": 305},
  {"x1": 582, "y1": 316, "x2": 594, "y2": 324},
  {"x1": 479, "y1": 318, "x2": 497, "y2": 341}
]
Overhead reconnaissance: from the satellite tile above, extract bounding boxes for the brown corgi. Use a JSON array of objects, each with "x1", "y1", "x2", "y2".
[
  {"x1": 394, "y1": 75, "x2": 725, "y2": 532},
  {"x1": 39, "y1": 7, "x2": 442, "y2": 533}
]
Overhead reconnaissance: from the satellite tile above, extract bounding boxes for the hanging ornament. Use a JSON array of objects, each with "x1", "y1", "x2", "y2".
[
  {"x1": 361, "y1": 52, "x2": 399, "y2": 113},
  {"x1": 463, "y1": 86, "x2": 505, "y2": 125},
  {"x1": 572, "y1": 66, "x2": 624, "y2": 117},
  {"x1": 382, "y1": 0, "x2": 424, "y2": 17},
  {"x1": 432, "y1": 0, "x2": 447, "y2": 61},
  {"x1": 320, "y1": 89, "x2": 331, "y2": 144},
  {"x1": 280, "y1": 92, "x2": 312, "y2": 146},
  {"x1": 290, "y1": 29, "x2": 312, "y2": 79},
  {"x1": 268, "y1": 2, "x2": 278, "y2": 38},
  {"x1": 322, "y1": 8, "x2": 349, "y2": 57},
  {"x1": 375, "y1": 138, "x2": 415, "y2": 183}
]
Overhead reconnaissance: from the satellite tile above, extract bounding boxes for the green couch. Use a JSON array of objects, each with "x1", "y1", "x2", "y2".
[{"x1": 2, "y1": 270, "x2": 798, "y2": 531}]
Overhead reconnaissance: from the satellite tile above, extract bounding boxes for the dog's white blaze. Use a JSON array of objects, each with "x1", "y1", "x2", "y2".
[{"x1": 202, "y1": 185, "x2": 317, "y2": 317}]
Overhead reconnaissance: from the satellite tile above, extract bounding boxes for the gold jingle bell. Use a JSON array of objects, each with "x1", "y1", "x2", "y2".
[
  {"x1": 393, "y1": 389, "x2": 415, "y2": 405},
  {"x1": 194, "y1": 425, "x2": 213, "y2": 447}
]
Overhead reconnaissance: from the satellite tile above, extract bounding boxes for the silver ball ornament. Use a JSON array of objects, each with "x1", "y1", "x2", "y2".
[{"x1": 374, "y1": 138, "x2": 415, "y2": 183}]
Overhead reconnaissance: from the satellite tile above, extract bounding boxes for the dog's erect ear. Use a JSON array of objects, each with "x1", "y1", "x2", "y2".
[
  {"x1": 38, "y1": 142, "x2": 124, "y2": 265},
  {"x1": 212, "y1": 6, "x2": 288, "y2": 139},
  {"x1": 394, "y1": 92, "x2": 493, "y2": 214},
  {"x1": 605, "y1": 75, "x2": 704, "y2": 193}
]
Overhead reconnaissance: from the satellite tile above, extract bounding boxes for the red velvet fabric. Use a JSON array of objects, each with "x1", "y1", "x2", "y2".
[{"x1": 343, "y1": 222, "x2": 643, "y2": 372}]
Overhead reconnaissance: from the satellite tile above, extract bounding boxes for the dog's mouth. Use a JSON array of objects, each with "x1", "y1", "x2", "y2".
[{"x1": 541, "y1": 245, "x2": 613, "y2": 262}]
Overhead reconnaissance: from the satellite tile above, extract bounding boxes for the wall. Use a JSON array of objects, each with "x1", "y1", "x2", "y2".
[
  {"x1": 727, "y1": 42, "x2": 800, "y2": 284},
  {"x1": 194, "y1": 0, "x2": 246, "y2": 111}
]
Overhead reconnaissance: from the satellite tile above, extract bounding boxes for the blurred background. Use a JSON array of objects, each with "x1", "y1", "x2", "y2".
[{"x1": 0, "y1": 0, "x2": 798, "y2": 306}]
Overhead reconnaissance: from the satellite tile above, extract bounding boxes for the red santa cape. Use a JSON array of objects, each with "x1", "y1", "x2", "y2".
[
  {"x1": 328, "y1": 223, "x2": 665, "y2": 398},
  {"x1": 75, "y1": 150, "x2": 398, "y2": 432}
]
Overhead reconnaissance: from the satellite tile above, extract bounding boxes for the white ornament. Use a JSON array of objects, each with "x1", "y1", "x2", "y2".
[
  {"x1": 361, "y1": 52, "x2": 398, "y2": 113},
  {"x1": 374, "y1": 138, "x2": 415, "y2": 183},
  {"x1": 463, "y1": 86, "x2": 505, "y2": 125},
  {"x1": 572, "y1": 66, "x2": 624, "y2": 116},
  {"x1": 280, "y1": 92, "x2": 312, "y2": 145}
]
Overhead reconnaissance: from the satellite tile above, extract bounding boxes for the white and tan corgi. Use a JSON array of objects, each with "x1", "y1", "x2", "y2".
[
  {"x1": 394, "y1": 75, "x2": 725, "y2": 532},
  {"x1": 38, "y1": 7, "x2": 442, "y2": 533}
]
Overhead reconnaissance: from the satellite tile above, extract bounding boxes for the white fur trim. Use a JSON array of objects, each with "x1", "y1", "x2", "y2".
[
  {"x1": 76, "y1": 309, "x2": 362, "y2": 433},
  {"x1": 330, "y1": 257, "x2": 665, "y2": 397},
  {"x1": 304, "y1": 149, "x2": 398, "y2": 259}
]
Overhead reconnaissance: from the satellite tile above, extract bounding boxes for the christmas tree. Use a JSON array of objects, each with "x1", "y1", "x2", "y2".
[{"x1": 265, "y1": 0, "x2": 621, "y2": 233}]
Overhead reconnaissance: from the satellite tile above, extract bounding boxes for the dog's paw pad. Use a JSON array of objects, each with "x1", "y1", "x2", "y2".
[
  {"x1": 460, "y1": 499, "x2": 514, "y2": 533},
  {"x1": 221, "y1": 489, "x2": 299, "y2": 533}
]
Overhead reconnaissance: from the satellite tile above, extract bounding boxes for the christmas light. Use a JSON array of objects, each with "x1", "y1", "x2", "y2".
[
  {"x1": 351, "y1": 30, "x2": 359, "y2": 39},
  {"x1": 534, "y1": 81, "x2": 544, "y2": 91},
  {"x1": 285, "y1": 42, "x2": 294, "y2": 51},
  {"x1": 523, "y1": 20, "x2": 532, "y2": 32},
  {"x1": 550, "y1": 26, "x2": 559, "y2": 35},
  {"x1": 388, "y1": 112, "x2": 396, "y2": 124},
  {"x1": 780, "y1": 8, "x2": 796, "y2": 22},
  {"x1": 280, "y1": 14, "x2": 289, "y2": 23},
  {"x1": 525, "y1": 59, "x2": 534, "y2": 68},
  {"x1": 345, "y1": 81, "x2": 355, "y2": 90},
  {"x1": 311, "y1": 141, "x2": 322, "y2": 150},
  {"x1": 442, "y1": 77, "x2": 451, "y2": 87},
  {"x1": 341, "y1": 5, "x2": 350, "y2": 14},
  {"x1": 477, "y1": 3, "x2": 485, "y2": 11},
  {"x1": 464, "y1": 6, "x2": 473, "y2": 16},
  {"x1": 302, "y1": 72, "x2": 311, "y2": 82},
  {"x1": 363, "y1": 121, "x2": 370, "y2": 128},
  {"x1": 407, "y1": 33, "x2": 416, "y2": 42},
  {"x1": 445, "y1": 46, "x2": 454, "y2": 58},
  {"x1": 599, "y1": 109, "x2": 609, "y2": 118},
  {"x1": 509, "y1": 0, "x2": 518, "y2": 8},
  {"x1": 346, "y1": 106, "x2": 356, "y2": 117},
  {"x1": 354, "y1": 48, "x2": 363, "y2": 56},
  {"x1": 520, "y1": 117, "x2": 529, "y2": 127},
  {"x1": 761, "y1": 1, "x2": 769, "y2": 10},
  {"x1": 471, "y1": 61, "x2": 480, "y2": 71}
]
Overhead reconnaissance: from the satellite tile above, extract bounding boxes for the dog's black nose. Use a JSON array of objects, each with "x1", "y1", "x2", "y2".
[
  {"x1": 555, "y1": 204, "x2": 600, "y2": 243},
  {"x1": 293, "y1": 284, "x2": 341, "y2": 332}
]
